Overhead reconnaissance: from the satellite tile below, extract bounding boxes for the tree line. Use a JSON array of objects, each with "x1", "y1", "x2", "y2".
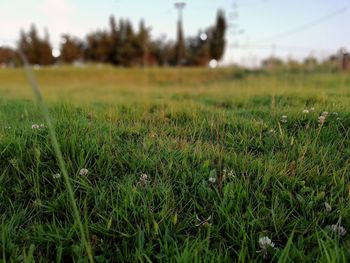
[{"x1": 0, "y1": 10, "x2": 226, "y2": 67}]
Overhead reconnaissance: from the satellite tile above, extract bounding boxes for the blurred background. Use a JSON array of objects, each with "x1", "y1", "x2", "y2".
[{"x1": 0, "y1": 0, "x2": 349, "y2": 71}]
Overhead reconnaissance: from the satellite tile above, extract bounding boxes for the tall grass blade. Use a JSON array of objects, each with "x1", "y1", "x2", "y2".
[{"x1": 16, "y1": 50, "x2": 94, "y2": 262}]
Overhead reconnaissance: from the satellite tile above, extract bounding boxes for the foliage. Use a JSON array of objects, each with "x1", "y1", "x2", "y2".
[
  {"x1": 209, "y1": 10, "x2": 227, "y2": 61},
  {"x1": 60, "y1": 35, "x2": 84, "y2": 63},
  {"x1": 18, "y1": 25, "x2": 54, "y2": 65}
]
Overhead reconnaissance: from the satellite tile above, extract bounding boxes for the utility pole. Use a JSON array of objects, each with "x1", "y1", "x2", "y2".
[
  {"x1": 228, "y1": 1, "x2": 244, "y2": 65},
  {"x1": 174, "y1": 2, "x2": 186, "y2": 66}
]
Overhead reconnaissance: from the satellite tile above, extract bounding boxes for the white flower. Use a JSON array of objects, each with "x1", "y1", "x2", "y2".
[
  {"x1": 52, "y1": 173, "x2": 61, "y2": 179},
  {"x1": 208, "y1": 177, "x2": 216, "y2": 183},
  {"x1": 280, "y1": 115, "x2": 287, "y2": 123},
  {"x1": 303, "y1": 109, "x2": 310, "y2": 114},
  {"x1": 321, "y1": 111, "x2": 329, "y2": 117},
  {"x1": 258, "y1": 236, "x2": 275, "y2": 250},
  {"x1": 318, "y1": 116, "x2": 326, "y2": 125},
  {"x1": 257, "y1": 236, "x2": 275, "y2": 258},
  {"x1": 138, "y1": 173, "x2": 150, "y2": 186},
  {"x1": 309, "y1": 107, "x2": 315, "y2": 112},
  {"x1": 79, "y1": 168, "x2": 89, "y2": 176},
  {"x1": 31, "y1": 123, "x2": 45, "y2": 130},
  {"x1": 195, "y1": 215, "x2": 212, "y2": 227},
  {"x1": 330, "y1": 223, "x2": 347, "y2": 237}
]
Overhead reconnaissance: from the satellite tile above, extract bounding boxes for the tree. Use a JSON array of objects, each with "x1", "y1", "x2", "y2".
[
  {"x1": 60, "y1": 35, "x2": 83, "y2": 63},
  {"x1": 85, "y1": 31, "x2": 111, "y2": 63},
  {"x1": 108, "y1": 15, "x2": 121, "y2": 65},
  {"x1": 39, "y1": 28, "x2": 55, "y2": 65},
  {"x1": 14, "y1": 10, "x2": 227, "y2": 67},
  {"x1": 187, "y1": 32, "x2": 210, "y2": 66},
  {"x1": 119, "y1": 20, "x2": 137, "y2": 66},
  {"x1": 303, "y1": 56, "x2": 318, "y2": 71},
  {"x1": 0, "y1": 47, "x2": 17, "y2": 66},
  {"x1": 137, "y1": 20, "x2": 150, "y2": 67},
  {"x1": 209, "y1": 10, "x2": 227, "y2": 61},
  {"x1": 17, "y1": 25, "x2": 54, "y2": 65},
  {"x1": 150, "y1": 36, "x2": 174, "y2": 66}
]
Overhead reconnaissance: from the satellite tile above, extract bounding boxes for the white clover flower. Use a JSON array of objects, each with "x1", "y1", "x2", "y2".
[
  {"x1": 257, "y1": 236, "x2": 275, "y2": 258},
  {"x1": 302, "y1": 109, "x2": 310, "y2": 114},
  {"x1": 258, "y1": 236, "x2": 275, "y2": 249},
  {"x1": 318, "y1": 116, "x2": 326, "y2": 125},
  {"x1": 330, "y1": 223, "x2": 347, "y2": 237},
  {"x1": 280, "y1": 115, "x2": 287, "y2": 123},
  {"x1": 208, "y1": 177, "x2": 216, "y2": 183},
  {"x1": 79, "y1": 168, "x2": 89, "y2": 176},
  {"x1": 31, "y1": 124, "x2": 40, "y2": 129},
  {"x1": 321, "y1": 111, "x2": 329, "y2": 117},
  {"x1": 139, "y1": 173, "x2": 150, "y2": 186},
  {"x1": 309, "y1": 107, "x2": 315, "y2": 112},
  {"x1": 52, "y1": 173, "x2": 61, "y2": 179},
  {"x1": 195, "y1": 215, "x2": 212, "y2": 227}
]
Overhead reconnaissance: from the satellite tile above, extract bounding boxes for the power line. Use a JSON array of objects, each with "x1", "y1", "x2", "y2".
[{"x1": 251, "y1": 6, "x2": 348, "y2": 44}]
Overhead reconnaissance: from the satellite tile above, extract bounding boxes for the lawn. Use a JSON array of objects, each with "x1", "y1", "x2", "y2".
[{"x1": 0, "y1": 66, "x2": 350, "y2": 262}]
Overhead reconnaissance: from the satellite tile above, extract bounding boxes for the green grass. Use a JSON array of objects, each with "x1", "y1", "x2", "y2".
[{"x1": 0, "y1": 66, "x2": 350, "y2": 262}]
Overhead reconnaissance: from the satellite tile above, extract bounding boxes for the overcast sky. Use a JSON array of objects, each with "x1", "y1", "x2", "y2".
[{"x1": 0, "y1": 0, "x2": 349, "y2": 66}]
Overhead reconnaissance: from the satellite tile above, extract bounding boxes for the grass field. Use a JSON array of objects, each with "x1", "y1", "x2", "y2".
[{"x1": 0, "y1": 66, "x2": 350, "y2": 262}]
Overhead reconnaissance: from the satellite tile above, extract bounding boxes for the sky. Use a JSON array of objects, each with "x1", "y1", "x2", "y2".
[{"x1": 0, "y1": 0, "x2": 349, "y2": 66}]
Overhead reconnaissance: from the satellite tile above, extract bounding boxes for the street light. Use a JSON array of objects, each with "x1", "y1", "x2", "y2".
[{"x1": 174, "y1": 2, "x2": 186, "y2": 21}]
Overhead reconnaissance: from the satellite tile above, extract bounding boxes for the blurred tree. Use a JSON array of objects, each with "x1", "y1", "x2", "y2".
[
  {"x1": 18, "y1": 25, "x2": 54, "y2": 65},
  {"x1": 0, "y1": 47, "x2": 17, "y2": 66},
  {"x1": 60, "y1": 35, "x2": 84, "y2": 63},
  {"x1": 120, "y1": 20, "x2": 137, "y2": 66},
  {"x1": 286, "y1": 58, "x2": 301, "y2": 72},
  {"x1": 150, "y1": 37, "x2": 174, "y2": 66},
  {"x1": 262, "y1": 57, "x2": 284, "y2": 70},
  {"x1": 15, "y1": 10, "x2": 227, "y2": 67},
  {"x1": 85, "y1": 31, "x2": 111, "y2": 63},
  {"x1": 39, "y1": 29, "x2": 55, "y2": 65},
  {"x1": 108, "y1": 15, "x2": 122, "y2": 65},
  {"x1": 187, "y1": 32, "x2": 210, "y2": 66},
  {"x1": 137, "y1": 20, "x2": 150, "y2": 67},
  {"x1": 303, "y1": 56, "x2": 318, "y2": 71},
  {"x1": 209, "y1": 10, "x2": 227, "y2": 61}
]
